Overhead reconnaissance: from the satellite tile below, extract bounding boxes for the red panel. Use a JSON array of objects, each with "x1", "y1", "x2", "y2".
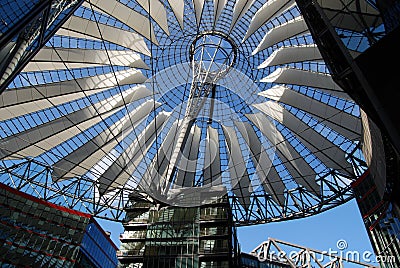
[{"x1": 0, "y1": 182, "x2": 91, "y2": 218}]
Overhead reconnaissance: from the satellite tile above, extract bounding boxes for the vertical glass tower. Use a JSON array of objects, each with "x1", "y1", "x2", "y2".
[
  {"x1": 118, "y1": 195, "x2": 238, "y2": 267},
  {"x1": 352, "y1": 171, "x2": 400, "y2": 267},
  {"x1": 79, "y1": 220, "x2": 119, "y2": 268}
]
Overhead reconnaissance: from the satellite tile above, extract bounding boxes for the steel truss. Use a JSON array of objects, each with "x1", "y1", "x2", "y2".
[
  {"x1": 0, "y1": 146, "x2": 367, "y2": 224},
  {"x1": 0, "y1": 0, "x2": 84, "y2": 93},
  {"x1": 232, "y1": 145, "x2": 368, "y2": 226},
  {"x1": 0, "y1": 0, "x2": 370, "y2": 225}
]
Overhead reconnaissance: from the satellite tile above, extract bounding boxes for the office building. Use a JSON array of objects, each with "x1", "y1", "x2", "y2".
[
  {"x1": 118, "y1": 195, "x2": 238, "y2": 267},
  {"x1": 352, "y1": 171, "x2": 400, "y2": 267},
  {"x1": 0, "y1": 182, "x2": 118, "y2": 267}
]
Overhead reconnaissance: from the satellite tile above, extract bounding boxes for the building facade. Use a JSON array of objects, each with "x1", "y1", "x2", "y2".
[
  {"x1": 0, "y1": 182, "x2": 118, "y2": 267},
  {"x1": 351, "y1": 170, "x2": 400, "y2": 267},
  {"x1": 77, "y1": 220, "x2": 119, "y2": 268},
  {"x1": 118, "y1": 195, "x2": 239, "y2": 268}
]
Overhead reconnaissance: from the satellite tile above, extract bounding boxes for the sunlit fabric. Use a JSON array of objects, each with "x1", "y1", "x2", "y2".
[{"x1": 0, "y1": 0, "x2": 379, "y2": 224}]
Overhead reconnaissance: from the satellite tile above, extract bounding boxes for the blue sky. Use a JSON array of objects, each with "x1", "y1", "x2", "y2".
[
  {"x1": 237, "y1": 199, "x2": 374, "y2": 256},
  {"x1": 97, "y1": 198, "x2": 374, "y2": 263}
]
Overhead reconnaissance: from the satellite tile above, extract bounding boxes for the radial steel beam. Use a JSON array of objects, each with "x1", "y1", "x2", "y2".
[{"x1": 163, "y1": 32, "x2": 236, "y2": 192}]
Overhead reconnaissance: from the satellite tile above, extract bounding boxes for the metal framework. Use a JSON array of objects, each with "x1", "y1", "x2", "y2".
[
  {"x1": 0, "y1": 0, "x2": 84, "y2": 93},
  {"x1": 0, "y1": 0, "x2": 378, "y2": 225},
  {"x1": 0, "y1": 148, "x2": 367, "y2": 223},
  {"x1": 295, "y1": 0, "x2": 400, "y2": 156}
]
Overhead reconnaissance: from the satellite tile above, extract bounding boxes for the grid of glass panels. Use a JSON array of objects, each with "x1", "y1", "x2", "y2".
[
  {"x1": 352, "y1": 174, "x2": 400, "y2": 267},
  {"x1": 119, "y1": 197, "x2": 234, "y2": 267},
  {"x1": 0, "y1": 183, "x2": 89, "y2": 267},
  {"x1": 79, "y1": 221, "x2": 119, "y2": 268}
]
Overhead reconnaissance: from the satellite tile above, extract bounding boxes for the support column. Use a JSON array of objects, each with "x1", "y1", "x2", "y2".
[{"x1": 0, "y1": 0, "x2": 84, "y2": 93}]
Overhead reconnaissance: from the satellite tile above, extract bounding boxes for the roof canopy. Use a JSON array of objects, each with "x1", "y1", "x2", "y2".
[{"x1": 0, "y1": 0, "x2": 379, "y2": 224}]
